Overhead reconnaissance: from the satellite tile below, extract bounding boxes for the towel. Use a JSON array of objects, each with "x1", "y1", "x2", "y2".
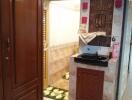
[{"x1": 79, "y1": 32, "x2": 106, "y2": 44}]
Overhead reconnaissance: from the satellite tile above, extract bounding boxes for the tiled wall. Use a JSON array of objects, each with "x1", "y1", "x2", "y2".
[
  {"x1": 79, "y1": 0, "x2": 124, "y2": 57},
  {"x1": 79, "y1": 0, "x2": 125, "y2": 100},
  {"x1": 48, "y1": 42, "x2": 79, "y2": 84}
]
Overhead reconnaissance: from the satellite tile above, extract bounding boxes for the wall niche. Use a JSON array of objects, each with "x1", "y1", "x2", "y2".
[{"x1": 88, "y1": 0, "x2": 114, "y2": 47}]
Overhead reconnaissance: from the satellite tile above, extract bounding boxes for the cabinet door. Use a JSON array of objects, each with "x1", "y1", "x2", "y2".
[
  {"x1": 76, "y1": 68, "x2": 104, "y2": 100},
  {"x1": 1, "y1": 0, "x2": 43, "y2": 100}
]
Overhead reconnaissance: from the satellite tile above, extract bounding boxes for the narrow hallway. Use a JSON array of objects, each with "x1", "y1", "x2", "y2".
[{"x1": 122, "y1": 73, "x2": 132, "y2": 100}]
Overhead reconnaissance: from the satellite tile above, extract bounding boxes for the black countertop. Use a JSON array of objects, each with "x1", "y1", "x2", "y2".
[{"x1": 74, "y1": 53, "x2": 109, "y2": 67}]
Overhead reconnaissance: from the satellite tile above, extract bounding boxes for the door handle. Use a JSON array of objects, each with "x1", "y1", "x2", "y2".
[
  {"x1": 5, "y1": 57, "x2": 9, "y2": 60},
  {"x1": 4, "y1": 37, "x2": 10, "y2": 60}
]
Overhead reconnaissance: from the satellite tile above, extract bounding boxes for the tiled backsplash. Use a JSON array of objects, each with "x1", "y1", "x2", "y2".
[{"x1": 48, "y1": 42, "x2": 79, "y2": 84}]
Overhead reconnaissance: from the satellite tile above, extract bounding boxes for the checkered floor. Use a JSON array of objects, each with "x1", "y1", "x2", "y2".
[
  {"x1": 43, "y1": 72, "x2": 69, "y2": 100},
  {"x1": 43, "y1": 86, "x2": 68, "y2": 100}
]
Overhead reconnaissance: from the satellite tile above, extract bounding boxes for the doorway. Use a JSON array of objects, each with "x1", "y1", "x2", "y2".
[{"x1": 43, "y1": 0, "x2": 80, "y2": 99}]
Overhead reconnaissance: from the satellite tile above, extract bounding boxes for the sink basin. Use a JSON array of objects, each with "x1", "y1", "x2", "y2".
[{"x1": 74, "y1": 53, "x2": 109, "y2": 67}]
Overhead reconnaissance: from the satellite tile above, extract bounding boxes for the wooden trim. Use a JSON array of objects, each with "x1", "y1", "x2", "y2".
[
  {"x1": 43, "y1": 9, "x2": 48, "y2": 88},
  {"x1": 0, "y1": 0, "x2": 10, "y2": 99},
  {"x1": 38, "y1": 0, "x2": 43, "y2": 99},
  {"x1": 0, "y1": 1, "x2": 4, "y2": 98},
  {"x1": 0, "y1": 0, "x2": 2, "y2": 99},
  {"x1": 0, "y1": 46, "x2": 3, "y2": 99},
  {"x1": 43, "y1": 0, "x2": 50, "y2": 89},
  {"x1": 0, "y1": 36, "x2": 4, "y2": 100}
]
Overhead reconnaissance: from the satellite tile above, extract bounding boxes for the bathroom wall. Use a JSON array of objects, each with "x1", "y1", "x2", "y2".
[
  {"x1": 48, "y1": 0, "x2": 80, "y2": 84},
  {"x1": 48, "y1": 42, "x2": 78, "y2": 84},
  {"x1": 80, "y1": 0, "x2": 124, "y2": 56},
  {"x1": 80, "y1": 0, "x2": 125, "y2": 100},
  {"x1": 49, "y1": 1, "x2": 80, "y2": 47}
]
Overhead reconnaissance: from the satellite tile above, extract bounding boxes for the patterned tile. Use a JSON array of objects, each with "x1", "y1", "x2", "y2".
[
  {"x1": 43, "y1": 97, "x2": 54, "y2": 100},
  {"x1": 43, "y1": 86, "x2": 69, "y2": 100}
]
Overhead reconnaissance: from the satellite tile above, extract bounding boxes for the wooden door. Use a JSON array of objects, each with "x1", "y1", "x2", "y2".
[
  {"x1": 0, "y1": 0, "x2": 43, "y2": 100},
  {"x1": 76, "y1": 68, "x2": 104, "y2": 100}
]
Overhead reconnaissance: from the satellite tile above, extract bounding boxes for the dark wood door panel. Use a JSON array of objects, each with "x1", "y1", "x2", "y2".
[
  {"x1": 0, "y1": 0, "x2": 11, "y2": 100},
  {"x1": 17, "y1": 91, "x2": 37, "y2": 100},
  {"x1": 15, "y1": 87, "x2": 38, "y2": 100},
  {"x1": 76, "y1": 68, "x2": 104, "y2": 100},
  {"x1": 13, "y1": 0, "x2": 38, "y2": 86}
]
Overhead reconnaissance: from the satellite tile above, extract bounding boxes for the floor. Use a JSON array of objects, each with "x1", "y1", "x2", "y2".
[
  {"x1": 44, "y1": 70, "x2": 132, "y2": 100},
  {"x1": 43, "y1": 74, "x2": 69, "y2": 100},
  {"x1": 122, "y1": 73, "x2": 132, "y2": 100},
  {"x1": 43, "y1": 71, "x2": 132, "y2": 100}
]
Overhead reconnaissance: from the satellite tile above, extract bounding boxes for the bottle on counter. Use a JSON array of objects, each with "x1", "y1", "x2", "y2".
[{"x1": 112, "y1": 42, "x2": 120, "y2": 58}]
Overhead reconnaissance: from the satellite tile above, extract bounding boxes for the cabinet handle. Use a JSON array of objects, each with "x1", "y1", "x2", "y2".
[
  {"x1": 4, "y1": 37, "x2": 10, "y2": 60},
  {"x1": 5, "y1": 57, "x2": 9, "y2": 60}
]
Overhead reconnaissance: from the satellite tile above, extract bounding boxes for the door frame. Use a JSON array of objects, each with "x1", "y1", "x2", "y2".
[
  {"x1": 0, "y1": 22, "x2": 4, "y2": 100},
  {"x1": 116, "y1": 0, "x2": 127, "y2": 100},
  {"x1": 0, "y1": 10, "x2": 4, "y2": 100},
  {"x1": 0, "y1": 40, "x2": 4, "y2": 100},
  {"x1": 0, "y1": 0, "x2": 6, "y2": 99},
  {"x1": 0, "y1": 38, "x2": 4, "y2": 100}
]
